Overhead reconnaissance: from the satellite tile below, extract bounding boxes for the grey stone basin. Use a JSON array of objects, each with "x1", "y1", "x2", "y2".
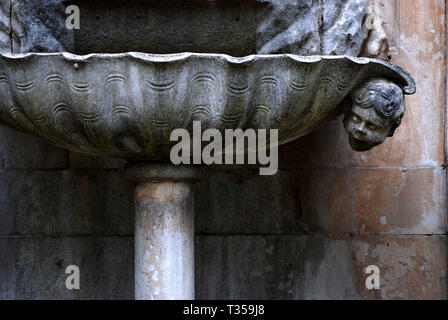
[{"x1": 0, "y1": 52, "x2": 415, "y2": 160}]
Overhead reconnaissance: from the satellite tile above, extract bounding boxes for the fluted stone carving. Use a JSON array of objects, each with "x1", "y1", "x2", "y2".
[{"x1": 0, "y1": 52, "x2": 415, "y2": 158}]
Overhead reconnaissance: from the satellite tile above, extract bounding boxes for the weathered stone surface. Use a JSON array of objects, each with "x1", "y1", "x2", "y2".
[
  {"x1": 75, "y1": 0, "x2": 371, "y2": 56},
  {"x1": 0, "y1": 237, "x2": 15, "y2": 298},
  {"x1": 195, "y1": 235, "x2": 351, "y2": 299},
  {"x1": 0, "y1": 0, "x2": 11, "y2": 53},
  {"x1": 3, "y1": 234, "x2": 443, "y2": 300},
  {"x1": 1, "y1": 1, "x2": 70, "y2": 171},
  {"x1": 360, "y1": 0, "x2": 389, "y2": 59},
  {"x1": 393, "y1": 0, "x2": 446, "y2": 168},
  {"x1": 257, "y1": 0, "x2": 366, "y2": 56},
  {"x1": 0, "y1": 236, "x2": 133, "y2": 299},
  {"x1": 0, "y1": 170, "x2": 15, "y2": 235},
  {"x1": 125, "y1": 162, "x2": 207, "y2": 183},
  {"x1": 195, "y1": 167, "x2": 445, "y2": 235},
  {"x1": 12, "y1": 0, "x2": 370, "y2": 56},
  {"x1": 343, "y1": 78, "x2": 406, "y2": 152},
  {"x1": 0, "y1": 170, "x2": 134, "y2": 236},
  {"x1": 0, "y1": 52, "x2": 415, "y2": 159},
  {"x1": 195, "y1": 168, "x2": 303, "y2": 235},
  {"x1": 351, "y1": 235, "x2": 447, "y2": 300},
  {"x1": 0, "y1": 122, "x2": 68, "y2": 169},
  {"x1": 69, "y1": 152, "x2": 126, "y2": 170},
  {"x1": 281, "y1": 0, "x2": 445, "y2": 169},
  {"x1": 282, "y1": 1, "x2": 446, "y2": 300},
  {"x1": 133, "y1": 181, "x2": 195, "y2": 300},
  {"x1": 279, "y1": 112, "x2": 444, "y2": 168},
  {"x1": 0, "y1": 0, "x2": 443, "y2": 301},
  {"x1": 10, "y1": 0, "x2": 74, "y2": 53},
  {"x1": 296, "y1": 168, "x2": 446, "y2": 235}
]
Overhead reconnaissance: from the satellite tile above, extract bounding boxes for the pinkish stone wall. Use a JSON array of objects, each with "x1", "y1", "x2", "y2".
[{"x1": 274, "y1": 0, "x2": 448, "y2": 299}]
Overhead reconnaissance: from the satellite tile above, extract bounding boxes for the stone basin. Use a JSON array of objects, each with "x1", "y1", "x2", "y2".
[
  {"x1": 0, "y1": 51, "x2": 416, "y2": 300},
  {"x1": 0, "y1": 52, "x2": 415, "y2": 159}
]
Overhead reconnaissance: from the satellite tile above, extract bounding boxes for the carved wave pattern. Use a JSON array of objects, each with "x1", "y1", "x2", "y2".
[{"x1": 0, "y1": 53, "x2": 414, "y2": 159}]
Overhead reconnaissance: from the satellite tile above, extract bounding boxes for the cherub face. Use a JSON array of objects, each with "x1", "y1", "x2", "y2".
[{"x1": 343, "y1": 103, "x2": 393, "y2": 152}]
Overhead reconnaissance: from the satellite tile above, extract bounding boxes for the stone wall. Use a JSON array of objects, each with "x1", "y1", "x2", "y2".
[{"x1": 0, "y1": 0, "x2": 446, "y2": 299}]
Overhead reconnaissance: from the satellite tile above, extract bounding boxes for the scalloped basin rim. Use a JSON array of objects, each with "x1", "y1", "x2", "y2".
[
  {"x1": 0, "y1": 52, "x2": 416, "y2": 159},
  {"x1": 1, "y1": 52, "x2": 416, "y2": 94}
]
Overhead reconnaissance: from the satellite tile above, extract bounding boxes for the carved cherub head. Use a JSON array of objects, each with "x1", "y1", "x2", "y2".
[{"x1": 343, "y1": 78, "x2": 405, "y2": 152}]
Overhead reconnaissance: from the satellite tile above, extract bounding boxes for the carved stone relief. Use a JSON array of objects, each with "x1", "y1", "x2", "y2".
[
  {"x1": 0, "y1": 0, "x2": 11, "y2": 53},
  {"x1": 10, "y1": 0, "x2": 74, "y2": 53}
]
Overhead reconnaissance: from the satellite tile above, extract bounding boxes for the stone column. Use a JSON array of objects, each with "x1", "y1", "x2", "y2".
[{"x1": 125, "y1": 162, "x2": 206, "y2": 300}]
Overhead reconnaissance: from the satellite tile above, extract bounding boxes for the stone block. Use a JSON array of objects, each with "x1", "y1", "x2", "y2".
[
  {"x1": 0, "y1": 122, "x2": 68, "y2": 170},
  {"x1": 194, "y1": 168, "x2": 304, "y2": 235},
  {"x1": 0, "y1": 170, "x2": 134, "y2": 236},
  {"x1": 351, "y1": 235, "x2": 447, "y2": 299},
  {"x1": 195, "y1": 235, "x2": 351, "y2": 299},
  {"x1": 0, "y1": 237, "x2": 15, "y2": 298},
  {"x1": 296, "y1": 167, "x2": 446, "y2": 235},
  {"x1": 0, "y1": 0, "x2": 11, "y2": 53},
  {"x1": 195, "y1": 167, "x2": 445, "y2": 235}
]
